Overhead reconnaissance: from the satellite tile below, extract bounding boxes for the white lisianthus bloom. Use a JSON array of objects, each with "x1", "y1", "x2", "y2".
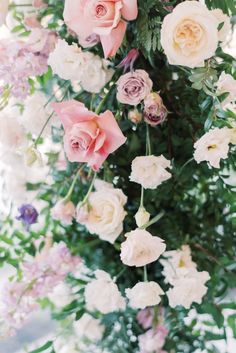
[
  {"x1": 193, "y1": 127, "x2": 231, "y2": 168},
  {"x1": 85, "y1": 270, "x2": 126, "y2": 314},
  {"x1": 166, "y1": 270, "x2": 210, "y2": 309},
  {"x1": 48, "y1": 39, "x2": 86, "y2": 81},
  {"x1": 0, "y1": 0, "x2": 9, "y2": 26},
  {"x1": 48, "y1": 283, "x2": 74, "y2": 308},
  {"x1": 80, "y1": 53, "x2": 114, "y2": 93},
  {"x1": 20, "y1": 91, "x2": 54, "y2": 136},
  {"x1": 216, "y1": 72, "x2": 236, "y2": 108},
  {"x1": 0, "y1": 114, "x2": 27, "y2": 152},
  {"x1": 160, "y1": 1, "x2": 219, "y2": 68},
  {"x1": 126, "y1": 281, "x2": 164, "y2": 309},
  {"x1": 79, "y1": 183, "x2": 127, "y2": 244},
  {"x1": 73, "y1": 313, "x2": 105, "y2": 341},
  {"x1": 160, "y1": 245, "x2": 197, "y2": 285},
  {"x1": 135, "y1": 207, "x2": 150, "y2": 228},
  {"x1": 120, "y1": 229, "x2": 166, "y2": 267},
  {"x1": 211, "y1": 9, "x2": 231, "y2": 44},
  {"x1": 130, "y1": 155, "x2": 171, "y2": 189}
]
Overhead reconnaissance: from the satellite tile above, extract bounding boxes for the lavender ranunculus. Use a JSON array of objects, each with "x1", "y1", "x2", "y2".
[
  {"x1": 116, "y1": 69, "x2": 153, "y2": 106},
  {"x1": 143, "y1": 92, "x2": 168, "y2": 126},
  {"x1": 16, "y1": 204, "x2": 38, "y2": 229}
]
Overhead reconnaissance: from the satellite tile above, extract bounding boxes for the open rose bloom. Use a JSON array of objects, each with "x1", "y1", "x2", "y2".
[
  {"x1": 52, "y1": 100, "x2": 126, "y2": 171},
  {"x1": 63, "y1": 0, "x2": 138, "y2": 57}
]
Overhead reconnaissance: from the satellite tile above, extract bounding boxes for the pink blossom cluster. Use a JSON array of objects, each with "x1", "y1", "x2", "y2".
[
  {"x1": 0, "y1": 241, "x2": 80, "y2": 334},
  {"x1": 137, "y1": 309, "x2": 168, "y2": 353},
  {"x1": 0, "y1": 29, "x2": 56, "y2": 98}
]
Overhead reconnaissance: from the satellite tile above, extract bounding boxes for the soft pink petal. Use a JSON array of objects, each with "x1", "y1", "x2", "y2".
[
  {"x1": 100, "y1": 20, "x2": 127, "y2": 58},
  {"x1": 63, "y1": 0, "x2": 93, "y2": 38},
  {"x1": 88, "y1": 148, "x2": 109, "y2": 171},
  {"x1": 121, "y1": 0, "x2": 138, "y2": 21},
  {"x1": 98, "y1": 110, "x2": 127, "y2": 153},
  {"x1": 52, "y1": 100, "x2": 97, "y2": 130}
]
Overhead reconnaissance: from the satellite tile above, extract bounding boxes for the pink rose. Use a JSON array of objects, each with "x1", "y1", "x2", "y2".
[
  {"x1": 63, "y1": 0, "x2": 138, "y2": 58},
  {"x1": 117, "y1": 70, "x2": 153, "y2": 106},
  {"x1": 143, "y1": 92, "x2": 168, "y2": 126},
  {"x1": 52, "y1": 100, "x2": 126, "y2": 171},
  {"x1": 51, "y1": 200, "x2": 76, "y2": 225}
]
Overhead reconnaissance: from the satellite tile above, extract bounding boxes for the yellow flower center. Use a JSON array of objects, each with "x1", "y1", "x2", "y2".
[{"x1": 174, "y1": 19, "x2": 204, "y2": 56}]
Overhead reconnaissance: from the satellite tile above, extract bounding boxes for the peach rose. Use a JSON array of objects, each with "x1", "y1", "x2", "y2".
[
  {"x1": 63, "y1": 0, "x2": 138, "y2": 57},
  {"x1": 52, "y1": 100, "x2": 126, "y2": 171}
]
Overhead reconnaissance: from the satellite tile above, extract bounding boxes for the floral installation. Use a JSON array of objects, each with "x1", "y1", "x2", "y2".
[{"x1": 0, "y1": 1, "x2": 235, "y2": 353}]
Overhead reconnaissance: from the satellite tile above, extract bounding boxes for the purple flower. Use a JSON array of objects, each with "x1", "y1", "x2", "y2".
[{"x1": 16, "y1": 204, "x2": 38, "y2": 230}]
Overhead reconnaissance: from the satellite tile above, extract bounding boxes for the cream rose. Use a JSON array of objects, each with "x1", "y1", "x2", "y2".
[
  {"x1": 120, "y1": 229, "x2": 166, "y2": 267},
  {"x1": 80, "y1": 183, "x2": 127, "y2": 244},
  {"x1": 85, "y1": 270, "x2": 126, "y2": 314},
  {"x1": 160, "y1": 1, "x2": 219, "y2": 68},
  {"x1": 216, "y1": 72, "x2": 236, "y2": 108},
  {"x1": 130, "y1": 155, "x2": 172, "y2": 189},
  {"x1": 126, "y1": 281, "x2": 164, "y2": 309},
  {"x1": 211, "y1": 9, "x2": 231, "y2": 44}
]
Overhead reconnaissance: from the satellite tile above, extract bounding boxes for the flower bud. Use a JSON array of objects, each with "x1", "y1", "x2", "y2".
[
  {"x1": 128, "y1": 109, "x2": 142, "y2": 124},
  {"x1": 143, "y1": 92, "x2": 168, "y2": 126},
  {"x1": 135, "y1": 207, "x2": 150, "y2": 228},
  {"x1": 25, "y1": 146, "x2": 42, "y2": 166},
  {"x1": 76, "y1": 202, "x2": 89, "y2": 224}
]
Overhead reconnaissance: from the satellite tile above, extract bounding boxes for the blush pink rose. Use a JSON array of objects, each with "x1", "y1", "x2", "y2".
[
  {"x1": 51, "y1": 200, "x2": 76, "y2": 225},
  {"x1": 63, "y1": 0, "x2": 138, "y2": 58},
  {"x1": 52, "y1": 100, "x2": 126, "y2": 171}
]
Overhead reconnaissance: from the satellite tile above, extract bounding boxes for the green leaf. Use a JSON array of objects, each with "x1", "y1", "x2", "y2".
[{"x1": 29, "y1": 341, "x2": 53, "y2": 353}]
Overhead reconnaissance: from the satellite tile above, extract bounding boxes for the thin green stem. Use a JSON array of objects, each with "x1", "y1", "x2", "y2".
[
  {"x1": 140, "y1": 186, "x2": 144, "y2": 208},
  {"x1": 143, "y1": 266, "x2": 148, "y2": 282},
  {"x1": 64, "y1": 164, "x2": 85, "y2": 201},
  {"x1": 146, "y1": 124, "x2": 152, "y2": 155},
  {"x1": 82, "y1": 172, "x2": 97, "y2": 204},
  {"x1": 95, "y1": 87, "x2": 113, "y2": 114},
  {"x1": 141, "y1": 211, "x2": 165, "y2": 229}
]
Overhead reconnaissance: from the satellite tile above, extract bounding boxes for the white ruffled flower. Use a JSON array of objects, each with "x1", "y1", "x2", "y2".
[
  {"x1": 211, "y1": 9, "x2": 231, "y2": 44},
  {"x1": 126, "y1": 281, "x2": 164, "y2": 309},
  {"x1": 216, "y1": 72, "x2": 236, "y2": 108},
  {"x1": 160, "y1": 1, "x2": 219, "y2": 68},
  {"x1": 130, "y1": 155, "x2": 171, "y2": 189},
  {"x1": 0, "y1": 114, "x2": 27, "y2": 152},
  {"x1": 120, "y1": 229, "x2": 166, "y2": 267},
  {"x1": 79, "y1": 183, "x2": 127, "y2": 244},
  {"x1": 48, "y1": 39, "x2": 86, "y2": 81},
  {"x1": 73, "y1": 313, "x2": 104, "y2": 341},
  {"x1": 20, "y1": 91, "x2": 54, "y2": 136},
  {"x1": 166, "y1": 270, "x2": 210, "y2": 309},
  {"x1": 80, "y1": 53, "x2": 114, "y2": 93},
  {"x1": 193, "y1": 127, "x2": 231, "y2": 168},
  {"x1": 85, "y1": 270, "x2": 126, "y2": 314},
  {"x1": 160, "y1": 245, "x2": 197, "y2": 285},
  {"x1": 0, "y1": 0, "x2": 9, "y2": 26}
]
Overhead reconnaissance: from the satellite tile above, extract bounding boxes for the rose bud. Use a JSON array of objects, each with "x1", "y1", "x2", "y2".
[
  {"x1": 128, "y1": 109, "x2": 142, "y2": 124},
  {"x1": 135, "y1": 207, "x2": 150, "y2": 228},
  {"x1": 143, "y1": 92, "x2": 168, "y2": 126}
]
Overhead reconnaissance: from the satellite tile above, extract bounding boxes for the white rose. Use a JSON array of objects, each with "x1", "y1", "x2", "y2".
[
  {"x1": 73, "y1": 313, "x2": 104, "y2": 341},
  {"x1": 126, "y1": 281, "x2": 164, "y2": 309},
  {"x1": 20, "y1": 92, "x2": 54, "y2": 136},
  {"x1": 85, "y1": 270, "x2": 126, "y2": 314},
  {"x1": 193, "y1": 127, "x2": 231, "y2": 168},
  {"x1": 0, "y1": 0, "x2": 9, "y2": 26},
  {"x1": 120, "y1": 229, "x2": 166, "y2": 267},
  {"x1": 160, "y1": 1, "x2": 218, "y2": 68},
  {"x1": 130, "y1": 155, "x2": 171, "y2": 189},
  {"x1": 167, "y1": 270, "x2": 210, "y2": 309},
  {"x1": 80, "y1": 53, "x2": 114, "y2": 93},
  {"x1": 211, "y1": 9, "x2": 231, "y2": 43},
  {"x1": 48, "y1": 39, "x2": 86, "y2": 81},
  {"x1": 135, "y1": 207, "x2": 150, "y2": 228},
  {"x1": 82, "y1": 185, "x2": 127, "y2": 244},
  {"x1": 216, "y1": 72, "x2": 236, "y2": 108}
]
